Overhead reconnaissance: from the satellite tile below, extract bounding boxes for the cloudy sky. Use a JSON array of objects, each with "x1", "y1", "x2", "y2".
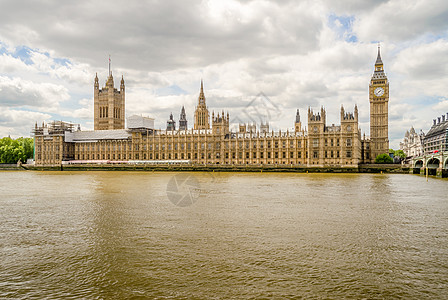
[{"x1": 1, "y1": 0, "x2": 448, "y2": 148}]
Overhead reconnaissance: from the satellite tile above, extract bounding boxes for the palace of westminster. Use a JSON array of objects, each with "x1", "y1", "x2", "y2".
[{"x1": 33, "y1": 48, "x2": 390, "y2": 166}]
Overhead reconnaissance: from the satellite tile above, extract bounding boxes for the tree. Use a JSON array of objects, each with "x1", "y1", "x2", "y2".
[
  {"x1": 0, "y1": 137, "x2": 34, "y2": 164},
  {"x1": 375, "y1": 153, "x2": 393, "y2": 164},
  {"x1": 393, "y1": 150, "x2": 406, "y2": 159}
]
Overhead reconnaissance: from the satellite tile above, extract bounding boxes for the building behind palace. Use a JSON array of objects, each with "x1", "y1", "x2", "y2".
[
  {"x1": 400, "y1": 113, "x2": 448, "y2": 164},
  {"x1": 400, "y1": 127, "x2": 425, "y2": 162},
  {"x1": 33, "y1": 48, "x2": 391, "y2": 166},
  {"x1": 422, "y1": 114, "x2": 448, "y2": 154}
]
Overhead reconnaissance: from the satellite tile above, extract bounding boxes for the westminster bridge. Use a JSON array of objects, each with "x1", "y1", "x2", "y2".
[{"x1": 412, "y1": 150, "x2": 448, "y2": 178}]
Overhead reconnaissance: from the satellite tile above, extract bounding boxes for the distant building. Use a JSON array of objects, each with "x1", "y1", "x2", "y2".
[
  {"x1": 400, "y1": 127, "x2": 424, "y2": 159},
  {"x1": 423, "y1": 113, "x2": 448, "y2": 154}
]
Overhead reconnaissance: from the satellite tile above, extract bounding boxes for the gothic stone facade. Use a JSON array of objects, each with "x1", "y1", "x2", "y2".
[
  {"x1": 34, "y1": 50, "x2": 389, "y2": 166},
  {"x1": 94, "y1": 72, "x2": 125, "y2": 130},
  {"x1": 369, "y1": 46, "x2": 389, "y2": 160}
]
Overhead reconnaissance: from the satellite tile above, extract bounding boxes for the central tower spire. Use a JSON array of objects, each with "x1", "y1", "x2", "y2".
[
  {"x1": 198, "y1": 79, "x2": 206, "y2": 105},
  {"x1": 194, "y1": 80, "x2": 210, "y2": 130}
]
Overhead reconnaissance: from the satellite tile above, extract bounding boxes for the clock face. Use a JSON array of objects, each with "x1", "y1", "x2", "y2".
[{"x1": 374, "y1": 87, "x2": 384, "y2": 97}]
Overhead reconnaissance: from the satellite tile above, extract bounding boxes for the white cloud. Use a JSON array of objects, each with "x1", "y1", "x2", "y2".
[
  {"x1": 433, "y1": 99, "x2": 448, "y2": 111},
  {"x1": 353, "y1": 0, "x2": 448, "y2": 43},
  {"x1": 0, "y1": 53, "x2": 33, "y2": 74},
  {"x1": 0, "y1": 76, "x2": 69, "y2": 109},
  {"x1": 0, "y1": 108, "x2": 51, "y2": 138}
]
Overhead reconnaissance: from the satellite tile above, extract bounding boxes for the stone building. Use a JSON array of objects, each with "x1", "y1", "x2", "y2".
[
  {"x1": 34, "y1": 49, "x2": 389, "y2": 167},
  {"x1": 400, "y1": 127, "x2": 424, "y2": 159},
  {"x1": 423, "y1": 113, "x2": 448, "y2": 154},
  {"x1": 94, "y1": 72, "x2": 125, "y2": 130},
  {"x1": 368, "y1": 46, "x2": 389, "y2": 161}
]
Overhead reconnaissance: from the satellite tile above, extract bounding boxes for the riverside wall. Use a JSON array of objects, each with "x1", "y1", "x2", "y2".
[{"x1": 22, "y1": 163, "x2": 413, "y2": 174}]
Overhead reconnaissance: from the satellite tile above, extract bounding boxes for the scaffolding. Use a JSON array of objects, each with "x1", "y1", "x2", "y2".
[{"x1": 32, "y1": 121, "x2": 78, "y2": 136}]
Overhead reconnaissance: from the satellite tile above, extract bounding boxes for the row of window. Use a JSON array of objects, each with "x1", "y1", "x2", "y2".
[
  {"x1": 74, "y1": 150, "x2": 356, "y2": 161},
  {"x1": 74, "y1": 138, "x2": 355, "y2": 152},
  {"x1": 99, "y1": 107, "x2": 122, "y2": 119}
]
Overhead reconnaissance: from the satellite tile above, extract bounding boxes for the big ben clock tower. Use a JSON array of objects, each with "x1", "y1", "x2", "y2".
[{"x1": 369, "y1": 45, "x2": 389, "y2": 161}]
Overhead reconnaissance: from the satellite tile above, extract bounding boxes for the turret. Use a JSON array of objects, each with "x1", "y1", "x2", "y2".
[
  {"x1": 166, "y1": 112, "x2": 176, "y2": 131},
  {"x1": 295, "y1": 109, "x2": 302, "y2": 132},
  {"x1": 106, "y1": 72, "x2": 114, "y2": 88},
  {"x1": 94, "y1": 73, "x2": 99, "y2": 90},
  {"x1": 308, "y1": 107, "x2": 326, "y2": 134},
  {"x1": 212, "y1": 111, "x2": 229, "y2": 135},
  {"x1": 179, "y1": 106, "x2": 188, "y2": 130}
]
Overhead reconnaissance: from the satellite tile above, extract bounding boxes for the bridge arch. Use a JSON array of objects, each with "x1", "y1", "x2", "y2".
[
  {"x1": 427, "y1": 157, "x2": 440, "y2": 168},
  {"x1": 444, "y1": 157, "x2": 448, "y2": 169},
  {"x1": 426, "y1": 157, "x2": 440, "y2": 175},
  {"x1": 414, "y1": 159, "x2": 423, "y2": 168}
]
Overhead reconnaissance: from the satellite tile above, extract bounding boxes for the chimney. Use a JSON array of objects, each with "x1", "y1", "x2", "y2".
[
  {"x1": 443, "y1": 115, "x2": 446, "y2": 122},
  {"x1": 433, "y1": 119, "x2": 436, "y2": 125},
  {"x1": 438, "y1": 117, "x2": 441, "y2": 124}
]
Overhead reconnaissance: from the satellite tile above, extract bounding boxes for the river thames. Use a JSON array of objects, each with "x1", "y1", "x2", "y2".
[{"x1": 1, "y1": 171, "x2": 447, "y2": 299}]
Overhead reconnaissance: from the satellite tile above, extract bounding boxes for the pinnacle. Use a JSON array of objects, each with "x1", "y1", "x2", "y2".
[{"x1": 375, "y1": 44, "x2": 383, "y2": 65}]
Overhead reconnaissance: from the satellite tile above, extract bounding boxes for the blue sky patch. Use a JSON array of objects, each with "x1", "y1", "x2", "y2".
[
  {"x1": 13, "y1": 46, "x2": 34, "y2": 65},
  {"x1": 156, "y1": 84, "x2": 188, "y2": 96},
  {"x1": 328, "y1": 14, "x2": 357, "y2": 43}
]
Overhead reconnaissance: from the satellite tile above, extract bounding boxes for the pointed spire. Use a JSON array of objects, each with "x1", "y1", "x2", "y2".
[
  {"x1": 375, "y1": 43, "x2": 383, "y2": 65},
  {"x1": 198, "y1": 79, "x2": 206, "y2": 105},
  {"x1": 295, "y1": 109, "x2": 300, "y2": 123}
]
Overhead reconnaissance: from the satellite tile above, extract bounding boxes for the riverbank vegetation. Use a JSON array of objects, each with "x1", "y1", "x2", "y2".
[
  {"x1": 0, "y1": 137, "x2": 34, "y2": 164},
  {"x1": 375, "y1": 153, "x2": 394, "y2": 164}
]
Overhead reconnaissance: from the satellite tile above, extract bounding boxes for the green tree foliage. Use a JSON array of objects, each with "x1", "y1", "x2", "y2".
[
  {"x1": 375, "y1": 153, "x2": 393, "y2": 164},
  {"x1": 393, "y1": 150, "x2": 406, "y2": 159},
  {"x1": 0, "y1": 137, "x2": 34, "y2": 164}
]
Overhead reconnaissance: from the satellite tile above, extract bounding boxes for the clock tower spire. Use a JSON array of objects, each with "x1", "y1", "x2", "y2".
[{"x1": 369, "y1": 44, "x2": 389, "y2": 161}]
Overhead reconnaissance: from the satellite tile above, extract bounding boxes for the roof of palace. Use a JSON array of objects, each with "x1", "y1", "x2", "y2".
[{"x1": 65, "y1": 129, "x2": 131, "y2": 142}]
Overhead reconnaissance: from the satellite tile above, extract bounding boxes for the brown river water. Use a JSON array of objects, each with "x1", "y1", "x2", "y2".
[{"x1": 0, "y1": 171, "x2": 447, "y2": 299}]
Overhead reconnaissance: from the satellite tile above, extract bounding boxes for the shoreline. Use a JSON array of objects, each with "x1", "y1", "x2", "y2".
[
  {"x1": 7, "y1": 163, "x2": 409, "y2": 173},
  {"x1": 2, "y1": 164, "x2": 447, "y2": 178}
]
